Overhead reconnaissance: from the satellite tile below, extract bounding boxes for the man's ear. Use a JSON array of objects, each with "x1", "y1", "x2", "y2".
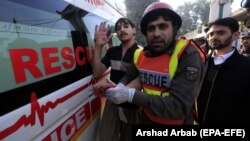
[
  {"x1": 232, "y1": 31, "x2": 240, "y2": 40},
  {"x1": 133, "y1": 28, "x2": 136, "y2": 35}
]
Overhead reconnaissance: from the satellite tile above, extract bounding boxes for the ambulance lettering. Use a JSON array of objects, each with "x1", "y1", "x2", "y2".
[
  {"x1": 85, "y1": 0, "x2": 103, "y2": 6},
  {"x1": 9, "y1": 46, "x2": 93, "y2": 84},
  {"x1": 42, "y1": 103, "x2": 90, "y2": 141},
  {"x1": 42, "y1": 97, "x2": 101, "y2": 141}
]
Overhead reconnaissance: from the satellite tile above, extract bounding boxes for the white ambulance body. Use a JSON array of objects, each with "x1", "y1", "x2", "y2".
[{"x1": 0, "y1": 0, "x2": 124, "y2": 140}]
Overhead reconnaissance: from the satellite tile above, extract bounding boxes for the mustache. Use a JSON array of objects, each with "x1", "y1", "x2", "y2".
[
  {"x1": 211, "y1": 39, "x2": 220, "y2": 43},
  {"x1": 210, "y1": 39, "x2": 220, "y2": 45},
  {"x1": 151, "y1": 38, "x2": 164, "y2": 42},
  {"x1": 119, "y1": 32, "x2": 128, "y2": 36}
]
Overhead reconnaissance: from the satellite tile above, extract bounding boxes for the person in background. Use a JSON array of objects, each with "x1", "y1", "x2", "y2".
[
  {"x1": 193, "y1": 34, "x2": 209, "y2": 55},
  {"x1": 104, "y1": 2, "x2": 206, "y2": 125},
  {"x1": 241, "y1": 0, "x2": 250, "y2": 28},
  {"x1": 93, "y1": 18, "x2": 141, "y2": 141},
  {"x1": 240, "y1": 32, "x2": 250, "y2": 57},
  {"x1": 197, "y1": 17, "x2": 250, "y2": 125}
]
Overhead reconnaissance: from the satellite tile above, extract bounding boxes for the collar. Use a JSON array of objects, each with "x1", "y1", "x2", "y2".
[
  {"x1": 118, "y1": 42, "x2": 139, "y2": 52},
  {"x1": 211, "y1": 48, "x2": 235, "y2": 65}
]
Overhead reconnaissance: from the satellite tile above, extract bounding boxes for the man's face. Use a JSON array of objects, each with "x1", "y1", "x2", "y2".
[
  {"x1": 115, "y1": 22, "x2": 134, "y2": 43},
  {"x1": 146, "y1": 16, "x2": 174, "y2": 54},
  {"x1": 241, "y1": 36, "x2": 250, "y2": 48},
  {"x1": 207, "y1": 25, "x2": 233, "y2": 50}
]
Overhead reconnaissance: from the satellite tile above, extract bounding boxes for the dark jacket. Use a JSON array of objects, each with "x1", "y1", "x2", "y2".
[{"x1": 198, "y1": 51, "x2": 250, "y2": 125}]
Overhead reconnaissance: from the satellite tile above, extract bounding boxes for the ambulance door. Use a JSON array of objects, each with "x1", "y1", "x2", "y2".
[{"x1": 0, "y1": 0, "x2": 103, "y2": 140}]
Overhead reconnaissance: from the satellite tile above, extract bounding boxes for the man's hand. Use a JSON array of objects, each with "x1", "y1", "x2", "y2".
[
  {"x1": 93, "y1": 79, "x2": 116, "y2": 96},
  {"x1": 94, "y1": 22, "x2": 112, "y2": 48},
  {"x1": 106, "y1": 83, "x2": 135, "y2": 104}
]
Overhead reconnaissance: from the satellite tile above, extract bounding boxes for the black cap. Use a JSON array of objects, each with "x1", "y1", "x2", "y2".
[
  {"x1": 241, "y1": 32, "x2": 250, "y2": 38},
  {"x1": 241, "y1": 0, "x2": 250, "y2": 8}
]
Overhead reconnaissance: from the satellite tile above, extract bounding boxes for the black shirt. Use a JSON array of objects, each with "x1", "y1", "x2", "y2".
[{"x1": 102, "y1": 43, "x2": 139, "y2": 83}]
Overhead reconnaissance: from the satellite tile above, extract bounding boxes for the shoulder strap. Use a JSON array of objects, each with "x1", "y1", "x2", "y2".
[
  {"x1": 134, "y1": 47, "x2": 143, "y2": 65},
  {"x1": 169, "y1": 38, "x2": 190, "y2": 79},
  {"x1": 189, "y1": 39, "x2": 206, "y2": 63}
]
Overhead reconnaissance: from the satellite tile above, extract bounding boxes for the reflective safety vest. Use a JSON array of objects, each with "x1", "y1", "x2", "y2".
[{"x1": 133, "y1": 38, "x2": 204, "y2": 125}]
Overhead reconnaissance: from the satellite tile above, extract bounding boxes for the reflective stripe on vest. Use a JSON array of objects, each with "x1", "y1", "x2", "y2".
[
  {"x1": 134, "y1": 47, "x2": 143, "y2": 65},
  {"x1": 169, "y1": 39, "x2": 190, "y2": 79},
  {"x1": 144, "y1": 109, "x2": 184, "y2": 125},
  {"x1": 133, "y1": 39, "x2": 190, "y2": 125}
]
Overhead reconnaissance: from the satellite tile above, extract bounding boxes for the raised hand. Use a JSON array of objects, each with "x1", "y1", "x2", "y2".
[{"x1": 94, "y1": 21, "x2": 112, "y2": 48}]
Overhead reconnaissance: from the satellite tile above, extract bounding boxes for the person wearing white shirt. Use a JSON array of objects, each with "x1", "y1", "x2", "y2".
[
  {"x1": 211, "y1": 48, "x2": 234, "y2": 65},
  {"x1": 197, "y1": 17, "x2": 250, "y2": 125}
]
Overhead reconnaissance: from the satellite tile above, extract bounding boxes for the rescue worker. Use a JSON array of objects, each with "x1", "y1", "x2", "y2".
[
  {"x1": 93, "y1": 18, "x2": 141, "y2": 141},
  {"x1": 240, "y1": 32, "x2": 250, "y2": 57},
  {"x1": 104, "y1": 2, "x2": 206, "y2": 125},
  {"x1": 197, "y1": 17, "x2": 250, "y2": 125}
]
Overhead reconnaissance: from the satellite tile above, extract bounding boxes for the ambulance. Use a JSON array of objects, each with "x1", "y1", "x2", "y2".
[{"x1": 0, "y1": 0, "x2": 124, "y2": 140}]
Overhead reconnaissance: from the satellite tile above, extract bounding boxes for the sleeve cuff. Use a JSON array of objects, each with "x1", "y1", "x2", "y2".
[{"x1": 128, "y1": 88, "x2": 135, "y2": 102}]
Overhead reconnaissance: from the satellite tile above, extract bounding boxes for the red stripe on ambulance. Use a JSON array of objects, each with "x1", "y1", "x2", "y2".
[
  {"x1": 42, "y1": 97, "x2": 101, "y2": 141},
  {"x1": 0, "y1": 78, "x2": 99, "y2": 140}
]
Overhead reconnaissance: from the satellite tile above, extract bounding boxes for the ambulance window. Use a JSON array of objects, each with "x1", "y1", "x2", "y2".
[
  {"x1": 2, "y1": 0, "x2": 73, "y2": 31},
  {"x1": 82, "y1": 14, "x2": 111, "y2": 38},
  {"x1": 0, "y1": 1, "x2": 14, "y2": 22}
]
